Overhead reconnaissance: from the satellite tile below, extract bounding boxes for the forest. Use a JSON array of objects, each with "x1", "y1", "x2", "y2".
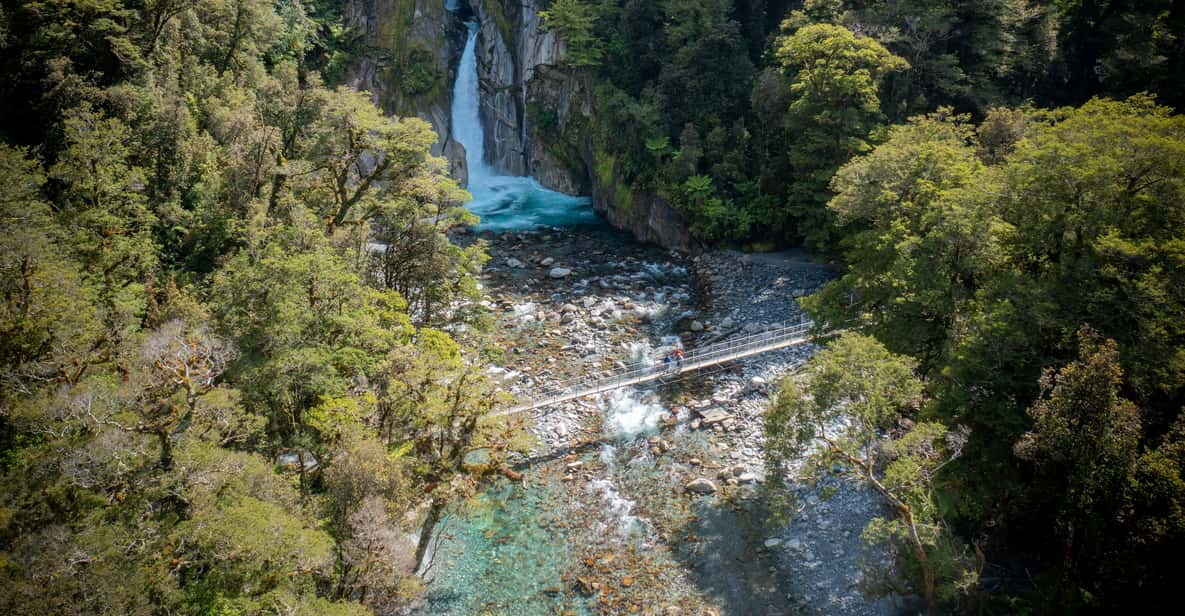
[{"x1": 2, "y1": 0, "x2": 1184, "y2": 614}]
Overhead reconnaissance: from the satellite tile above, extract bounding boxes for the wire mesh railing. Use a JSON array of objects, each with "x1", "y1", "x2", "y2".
[{"x1": 494, "y1": 317, "x2": 815, "y2": 416}]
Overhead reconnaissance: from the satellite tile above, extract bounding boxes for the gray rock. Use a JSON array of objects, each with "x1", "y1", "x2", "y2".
[
  {"x1": 720, "y1": 316, "x2": 734, "y2": 329},
  {"x1": 684, "y1": 478, "x2": 718, "y2": 495},
  {"x1": 549, "y1": 267, "x2": 572, "y2": 279},
  {"x1": 541, "y1": 256, "x2": 555, "y2": 267},
  {"x1": 276, "y1": 451, "x2": 319, "y2": 473},
  {"x1": 764, "y1": 537, "x2": 783, "y2": 548},
  {"x1": 506, "y1": 257, "x2": 525, "y2": 268},
  {"x1": 690, "y1": 320, "x2": 704, "y2": 332}
]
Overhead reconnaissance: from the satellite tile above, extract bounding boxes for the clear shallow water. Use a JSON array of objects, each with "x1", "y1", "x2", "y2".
[
  {"x1": 420, "y1": 14, "x2": 633, "y2": 613},
  {"x1": 452, "y1": 21, "x2": 598, "y2": 231},
  {"x1": 422, "y1": 478, "x2": 592, "y2": 615}
]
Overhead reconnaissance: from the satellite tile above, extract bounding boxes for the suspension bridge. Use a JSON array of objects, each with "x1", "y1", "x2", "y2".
[{"x1": 493, "y1": 319, "x2": 817, "y2": 417}]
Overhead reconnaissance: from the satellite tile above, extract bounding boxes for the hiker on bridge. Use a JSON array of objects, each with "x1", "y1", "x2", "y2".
[
  {"x1": 662, "y1": 353, "x2": 673, "y2": 373},
  {"x1": 674, "y1": 348, "x2": 685, "y2": 370}
]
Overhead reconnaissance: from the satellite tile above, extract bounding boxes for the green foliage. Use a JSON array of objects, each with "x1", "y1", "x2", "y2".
[
  {"x1": 765, "y1": 333, "x2": 977, "y2": 610},
  {"x1": 395, "y1": 46, "x2": 439, "y2": 96},
  {"x1": 776, "y1": 22, "x2": 908, "y2": 251},
  {"x1": 808, "y1": 94, "x2": 1185, "y2": 608},
  {"x1": 174, "y1": 498, "x2": 335, "y2": 608},
  {"x1": 0, "y1": 1, "x2": 502, "y2": 613},
  {"x1": 540, "y1": 0, "x2": 605, "y2": 67}
]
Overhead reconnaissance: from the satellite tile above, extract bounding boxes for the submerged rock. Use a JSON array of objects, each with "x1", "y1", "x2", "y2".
[
  {"x1": 684, "y1": 478, "x2": 718, "y2": 495},
  {"x1": 549, "y1": 267, "x2": 572, "y2": 278}
]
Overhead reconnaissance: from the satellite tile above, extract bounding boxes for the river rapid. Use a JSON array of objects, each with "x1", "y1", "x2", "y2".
[{"x1": 415, "y1": 226, "x2": 908, "y2": 615}]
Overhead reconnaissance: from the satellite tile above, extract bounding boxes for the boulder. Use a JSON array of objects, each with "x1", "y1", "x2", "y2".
[
  {"x1": 720, "y1": 317, "x2": 734, "y2": 329},
  {"x1": 763, "y1": 537, "x2": 783, "y2": 549},
  {"x1": 540, "y1": 256, "x2": 555, "y2": 267},
  {"x1": 690, "y1": 320, "x2": 704, "y2": 332},
  {"x1": 276, "y1": 451, "x2": 319, "y2": 473},
  {"x1": 549, "y1": 267, "x2": 572, "y2": 279},
  {"x1": 506, "y1": 257, "x2": 525, "y2": 268},
  {"x1": 698, "y1": 408, "x2": 732, "y2": 427},
  {"x1": 684, "y1": 478, "x2": 718, "y2": 495}
]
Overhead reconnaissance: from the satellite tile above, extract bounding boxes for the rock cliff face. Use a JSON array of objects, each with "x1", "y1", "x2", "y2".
[
  {"x1": 591, "y1": 158, "x2": 702, "y2": 255},
  {"x1": 470, "y1": 0, "x2": 566, "y2": 177},
  {"x1": 348, "y1": 0, "x2": 697, "y2": 253},
  {"x1": 469, "y1": 0, "x2": 697, "y2": 252},
  {"x1": 345, "y1": 0, "x2": 469, "y2": 184}
]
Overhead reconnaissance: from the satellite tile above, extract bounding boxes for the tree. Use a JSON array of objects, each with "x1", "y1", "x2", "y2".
[
  {"x1": 0, "y1": 145, "x2": 103, "y2": 392},
  {"x1": 294, "y1": 86, "x2": 442, "y2": 234},
  {"x1": 367, "y1": 152, "x2": 484, "y2": 329},
  {"x1": 804, "y1": 111, "x2": 999, "y2": 368},
  {"x1": 991, "y1": 95, "x2": 1185, "y2": 402},
  {"x1": 374, "y1": 329, "x2": 523, "y2": 571},
  {"x1": 540, "y1": 0, "x2": 605, "y2": 68},
  {"x1": 208, "y1": 215, "x2": 409, "y2": 439},
  {"x1": 765, "y1": 333, "x2": 976, "y2": 612},
  {"x1": 81, "y1": 321, "x2": 236, "y2": 469},
  {"x1": 843, "y1": 0, "x2": 967, "y2": 117},
  {"x1": 337, "y1": 495, "x2": 420, "y2": 610},
  {"x1": 50, "y1": 105, "x2": 159, "y2": 339},
  {"x1": 776, "y1": 22, "x2": 908, "y2": 250},
  {"x1": 1014, "y1": 327, "x2": 1141, "y2": 609}
]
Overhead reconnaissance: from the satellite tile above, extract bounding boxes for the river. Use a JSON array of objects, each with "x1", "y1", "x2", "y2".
[{"x1": 416, "y1": 6, "x2": 906, "y2": 615}]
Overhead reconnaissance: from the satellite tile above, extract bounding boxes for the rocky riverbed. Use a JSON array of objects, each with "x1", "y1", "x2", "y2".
[{"x1": 424, "y1": 227, "x2": 912, "y2": 615}]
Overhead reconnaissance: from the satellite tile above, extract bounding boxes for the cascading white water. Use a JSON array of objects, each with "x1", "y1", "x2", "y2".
[
  {"x1": 448, "y1": 13, "x2": 598, "y2": 230},
  {"x1": 452, "y1": 21, "x2": 490, "y2": 181}
]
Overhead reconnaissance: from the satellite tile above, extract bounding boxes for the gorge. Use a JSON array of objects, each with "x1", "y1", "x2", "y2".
[
  {"x1": 346, "y1": 0, "x2": 700, "y2": 250},
  {"x1": 450, "y1": 16, "x2": 597, "y2": 230}
]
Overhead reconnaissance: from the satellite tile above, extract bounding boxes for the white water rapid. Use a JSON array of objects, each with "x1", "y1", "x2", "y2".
[{"x1": 450, "y1": 20, "x2": 597, "y2": 230}]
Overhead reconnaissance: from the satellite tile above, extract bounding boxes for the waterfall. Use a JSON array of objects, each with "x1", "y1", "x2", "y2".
[
  {"x1": 445, "y1": 5, "x2": 597, "y2": 231},
  {"x1": 452, "y1": 21, "x2": 489, "y2": 181}
]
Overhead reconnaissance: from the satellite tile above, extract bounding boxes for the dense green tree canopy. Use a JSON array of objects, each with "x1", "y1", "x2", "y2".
[{"x1": 0, "y1": 1, "x2": 510, "y2": 614}]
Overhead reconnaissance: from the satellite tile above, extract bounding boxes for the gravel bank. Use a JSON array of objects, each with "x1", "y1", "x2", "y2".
[{"x1": 456, "y1": 228, "x2": 912, "y2": 614}]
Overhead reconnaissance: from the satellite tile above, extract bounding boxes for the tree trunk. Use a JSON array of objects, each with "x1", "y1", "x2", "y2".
[
  {"x1": 157, "y1": 428, "x2": 173, "y2": 470},
  {"x1": 903, "y1": 507, "x2": 937, "y2": 615},
  {"x1": 413, "y1": 498, "x2": 446, "y2": 575}
]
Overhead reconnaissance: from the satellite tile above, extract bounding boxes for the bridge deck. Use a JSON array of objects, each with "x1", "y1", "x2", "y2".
[{"x1": 492, "y1": 320, "x2": 814, "y2": 417}]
